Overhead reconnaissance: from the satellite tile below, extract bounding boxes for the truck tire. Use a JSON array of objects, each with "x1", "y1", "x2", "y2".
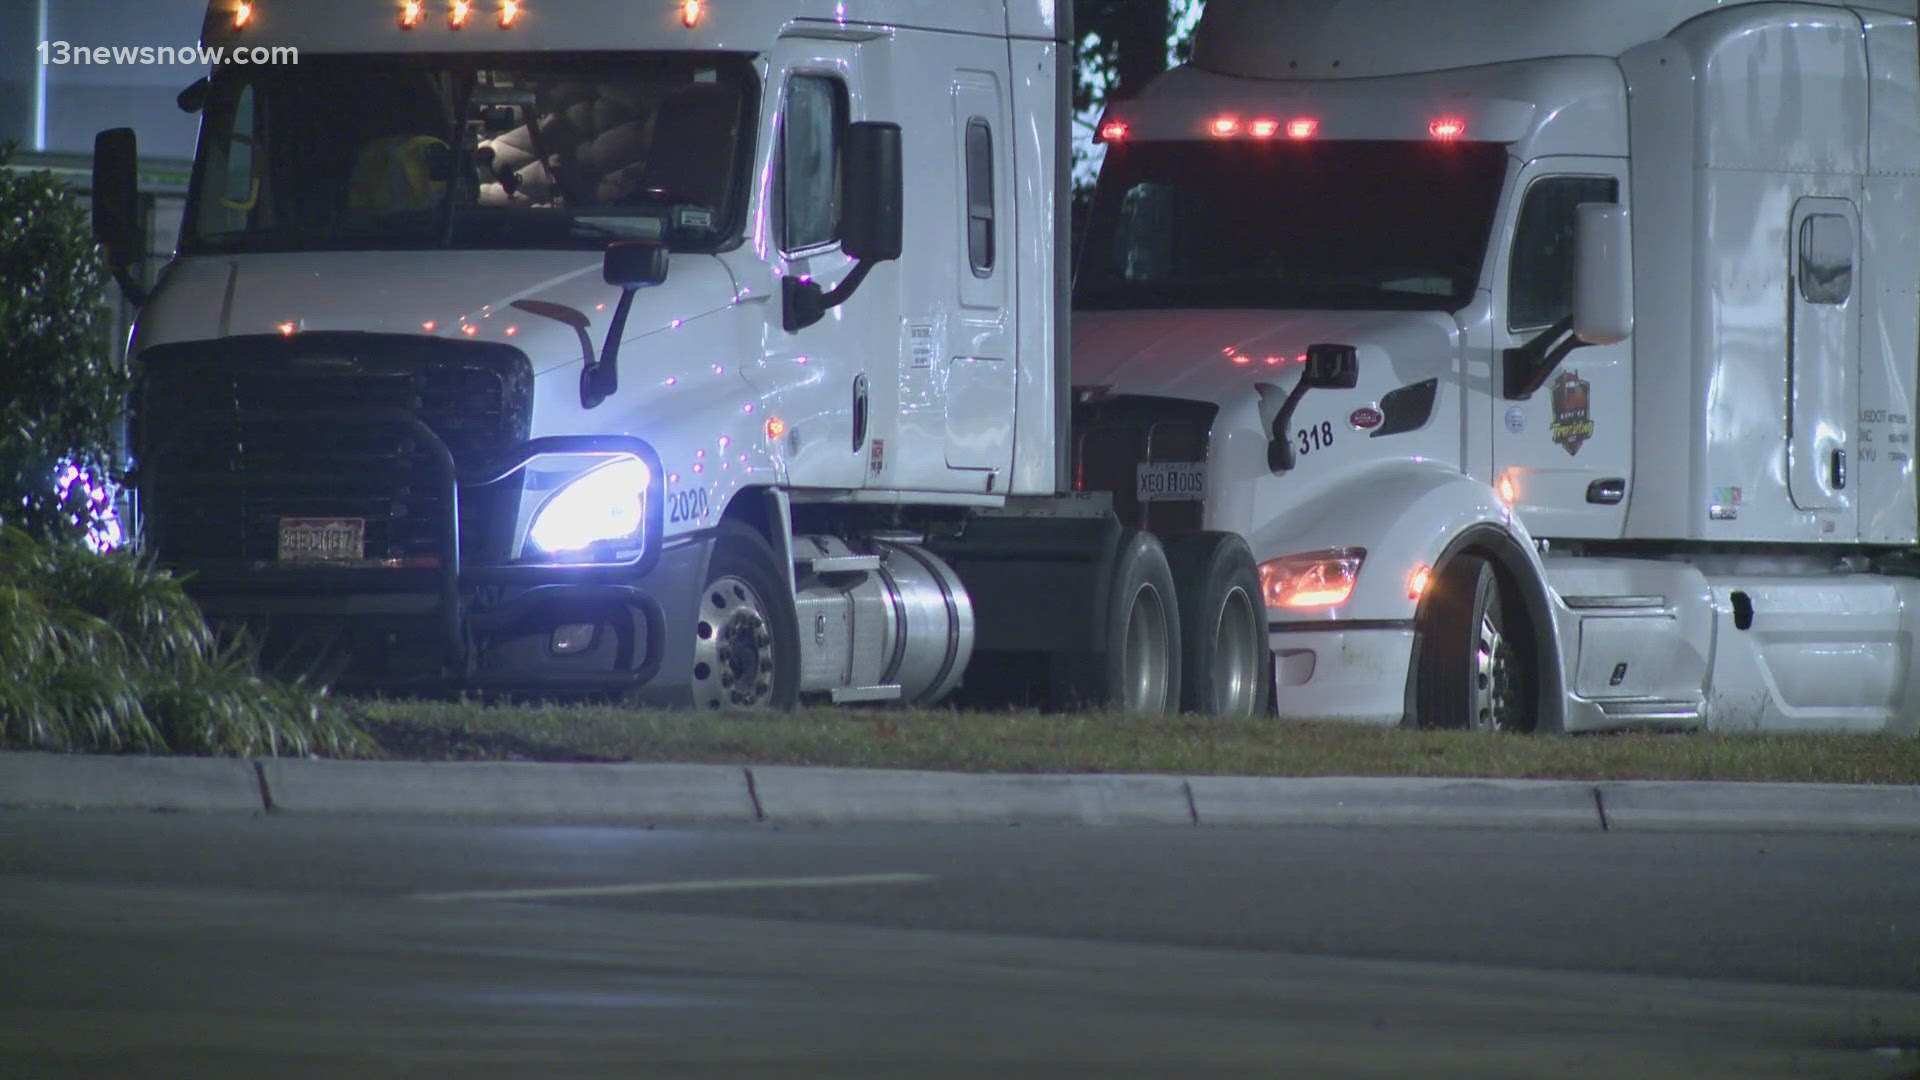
[
  {"x1": 690, "y1": 522, "x2": 800, "y2": 710},
  {"x1": 1051, "y1": 529, "x2": 1182, "y2": 713},
  {"x1": 1165, "y1": 532, "x2": 1269, "y2": 717},
  {"x1": 1413, "y1": 552, "x2": 1534, "y2": 732}
]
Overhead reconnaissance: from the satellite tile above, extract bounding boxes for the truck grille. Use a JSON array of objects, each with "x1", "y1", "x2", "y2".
[
  {"x1": 133, "y1": 333, "x2": 534, "y2": 566},
  {"x1": 1071, "y1": 394, "x2": 1217, "y2": 535}
]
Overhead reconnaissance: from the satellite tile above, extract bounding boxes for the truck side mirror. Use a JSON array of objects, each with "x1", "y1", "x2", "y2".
[
  {"x1": 841, "y1": 121, "x2": 902, "y2": 262},
  {"x1": 581, "y1": 240, "x2": 670, "y2": 409},
  {"x1": 1572, "y1": 202, "x2": 1632, "y2": 345},
  {"x1": 603, "y1": 239, "x2": 669, "y2": 289},
  {"x1": 177, "y1": 76, "x2": 209, "y2": 114},
  {"x1": 1264, "y1": 342, "x2": 1361, "y2": 472},
  {"x1": 92, "y1": 127, "x2": 148, "y2": 305},
  {"x1": 1301, "y1": 343, "x2": 1359, "y2": 389},
  {"x1": 784, "y1": 121, "x2": 903, "y2": 331}
]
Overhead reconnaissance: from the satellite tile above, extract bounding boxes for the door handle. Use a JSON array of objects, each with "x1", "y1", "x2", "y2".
[
  {"x1": 1832, "y1": 448, "x2": 1846, "y2": 491},
  {"x1": 852, "y1": 373, "x2": 869, "y2": 452},
  {"x1": 1586, "y1": 478, "x2": 1626, "y2": 505}
]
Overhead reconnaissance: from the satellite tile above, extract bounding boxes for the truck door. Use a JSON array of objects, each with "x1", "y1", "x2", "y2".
[
  {"x1": 762, "y1": 36, "x2": 892, "y2": 491},
  {"x1": 1786, "y1": 197, "x2": 1859, "y2": 527},
  {"x1": 1492, "y1": 160, "x2": 1633, "y2": 539}
]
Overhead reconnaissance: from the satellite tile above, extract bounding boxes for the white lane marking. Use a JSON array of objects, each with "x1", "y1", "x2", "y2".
[{"x1": 409, "y1": 872, "x2": 936, "y2": 903}]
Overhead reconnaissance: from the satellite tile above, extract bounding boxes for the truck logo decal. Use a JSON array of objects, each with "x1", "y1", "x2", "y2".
[
  {"x1": 1549, "y1": 370, "x2": 1594, "y2": 456},
  {"x1": 1349, "y1": 406, "x2": 1382, "y2": 431}
]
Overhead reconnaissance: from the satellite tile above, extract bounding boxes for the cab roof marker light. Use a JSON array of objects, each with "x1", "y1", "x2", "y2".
[
  {"x1": 499, "y1": 0, "x2": 522, "y2": 27},
  {"x1": 1249, "y1": 118, "x2": 1280, "y2": 138},
  {"x1": 449, "y1": 0, "x2": 473, "y2": 28},
  {"x1": 1286, "y1": 117, "x2": 1318, "y2": 139},
  {"x1": 682, "y1": 0, "x2": 704, "y2": 28},
  {"x1": 399, "y1": 0, "x2": 422, "y2": 28},
  {"x1": 1430, "y1": 116, "x2": 1467, "y2": 140},
  {"x1": 1096, "y1": 120, "x2": 1129, "y2": 143},
  {"x1": 233, "y1": 1, "x2": 254, "y2": 30}
]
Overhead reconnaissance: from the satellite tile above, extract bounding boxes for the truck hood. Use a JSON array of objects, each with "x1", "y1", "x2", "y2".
[
  {"x1": 134, "y1": 251, "x2": 740, "y2": 376},
  {"x1": 1071, "y1": 308, "x2": 1462, "y2": 400}
]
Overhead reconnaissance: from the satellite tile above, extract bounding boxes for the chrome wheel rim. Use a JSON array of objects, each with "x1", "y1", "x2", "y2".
[
  {"x1": 692, "y1": 575, "x2": 777, "y2": 709},
  {"x1": 1120, "y1": 581, "x2": 1172, "y2": 712},
  {"x1": 1472, "y1": 606, "x2": 1521, "y2": 732},
  {"x1": 1210, "y1": 584, "x2": 1260, "y2": 718}
]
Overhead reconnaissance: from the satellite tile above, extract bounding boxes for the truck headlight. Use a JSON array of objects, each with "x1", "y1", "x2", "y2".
[
  {"x1": 527, "y1": 456, "x2": 652, "y2": 559},
  {"x1": 1260, "y1": 547, "x2": 1366, "y2": 608}
]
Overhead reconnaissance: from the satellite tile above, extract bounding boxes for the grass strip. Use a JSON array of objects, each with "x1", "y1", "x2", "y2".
[{"x1": 350, "y1": 699, "x2": 1920, "y2": 784}]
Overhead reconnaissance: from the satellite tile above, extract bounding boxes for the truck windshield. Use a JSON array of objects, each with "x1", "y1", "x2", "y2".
[
  {"x1": 1075, "y1": 140, "x2": 1509, "y2": 311},
  {"x1": 182, "y1": 52, "x2": 756, "y2": 255}
]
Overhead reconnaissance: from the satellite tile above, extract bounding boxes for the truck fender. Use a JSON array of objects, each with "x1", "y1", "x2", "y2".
[{"x1": 1251, "y1": 460, "x2": 1566, "y2": 731}]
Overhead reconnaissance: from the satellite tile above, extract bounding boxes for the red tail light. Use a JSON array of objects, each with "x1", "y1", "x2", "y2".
[
  {"x1": 1286, "y1": 117, "x2": 1319, "y2": 139},
  {"x1": 1429, "y1": 117, "x2": 1467, "y2": 140},
  {"x1": 1097, "y1": 121, "x2": 1129, "y2": 143}
]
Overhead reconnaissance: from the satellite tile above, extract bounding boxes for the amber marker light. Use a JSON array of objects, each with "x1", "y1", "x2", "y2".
[
  {"x1": 449, "y1": 0, "x2": 473, "y2": 28},
  {"x1": 398, "y1": 0, "x2": 423, "y2": 27},
  {"x1": 232, "y1": 1, "x2": 254, "y2": 29},
  {"x1": 1498, "y1": 472, "x2": 1518, "y2": 506},
  {"x1": 681, "y1": 0, "x2": 704, "y2": 28},
  {"x1": 765, "y1": 416, "x2": 787, "y2": 440},
  {"x1": 499, "y1": 0, "x2": 522, "y2": 27},
  {"x1": 1407, "y1": 563, "x2": 1433, "y2": 601}
]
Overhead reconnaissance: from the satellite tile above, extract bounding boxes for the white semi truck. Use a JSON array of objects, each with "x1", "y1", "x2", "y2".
[
  {"x1": 1074, "y1": 0, "x2": 1920, "y2": 733},
  {"x1": 92, "y1": 0, "x2": 1273, "y2": 715}
]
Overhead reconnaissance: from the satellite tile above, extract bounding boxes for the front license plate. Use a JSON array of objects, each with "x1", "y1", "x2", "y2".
[
  {"x1": 277, "y1": 517, "x2": 365, "y2": 562},
  {"x1": 1136, "y1": 462, "x2": 1206, "y2": 502}
]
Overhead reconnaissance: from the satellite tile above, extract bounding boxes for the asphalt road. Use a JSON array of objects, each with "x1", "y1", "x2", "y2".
[{"x1": 3, "y1": 812, "x2": 1919, "y2": 1078}]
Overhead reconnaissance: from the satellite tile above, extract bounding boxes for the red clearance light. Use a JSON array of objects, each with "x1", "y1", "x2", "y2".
[
  {"x1": 1286, "y1": 117, "x2": 1318, "y2": 139},
  {"x1": 232, "y1": 1, "x2": 253, "y2": 29},
  {"x1": 499, "y1": 0, "x2": 521, "y2": 27},
  {"x1": 681, "y1": 0, "x2": 704, "y2": 28},
  {"x1": 398, "y1": 0, "x2": 422, "y2": 27},
  {"x1": 449, "y1": 0, "x2": 473, "y2": 27},
  {"x1": 1097, "y1": 120, "x2": 1129, "y2": 143},
  {"x1": 1248, "y1": 118, "x2": 1280, "y2": 138},
  {"x1": 1209, "y1": 116, "x2": 1241, "y2": 138},
  {"x1": 1429, "y1": 116, "x2": 1467, "y2": 140}
]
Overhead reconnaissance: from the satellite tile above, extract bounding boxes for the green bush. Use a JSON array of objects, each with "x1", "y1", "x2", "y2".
[
  {"x1": 0, "y1": 141, "x2": 126, "y2": 542},
  {"x1": 0, "y1": 527, "x2": 370, "y2": 756}
]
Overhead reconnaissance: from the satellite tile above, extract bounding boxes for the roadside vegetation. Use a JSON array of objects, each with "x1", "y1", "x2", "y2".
[
  {"x1": 0, "y1": 145, "x2": 367, "y2": 758},
  {"x1": 353, "y1": 699, "x2": 1920, "y2": 784}
]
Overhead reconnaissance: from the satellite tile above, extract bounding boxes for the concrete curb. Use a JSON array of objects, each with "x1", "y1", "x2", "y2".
[
  {"x1": 1188, "y1": 776, "x2": 1604, "y2": 830},
  {"x1": 748, "y1": 766, "x2": 1195, "y2": 825},
  {"x1": 259, "y1": 759, "x2": 759, "y2": 822},
  {"x1": 4, "y1": 751, "x2": 1919, "y2": 834},
  {"x1": 0, "y1": 752, "x2": 264, "y2": 814},
  {"x1": 1596, "y1": 780, "x2": 1920, "y2": 834}
]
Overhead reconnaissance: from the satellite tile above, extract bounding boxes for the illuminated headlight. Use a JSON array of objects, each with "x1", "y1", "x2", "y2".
[
  {"x1": 1260, "y1": 547, "x2": 1366, "y2": 609},
  {"x1": 527, "y1": 457, "x2": 652, "y2": 560}
]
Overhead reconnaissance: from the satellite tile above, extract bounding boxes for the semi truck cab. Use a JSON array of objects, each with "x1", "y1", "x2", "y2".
[{"x1": 1074, "y1": 0, "x2": 1920, "y2": 733}]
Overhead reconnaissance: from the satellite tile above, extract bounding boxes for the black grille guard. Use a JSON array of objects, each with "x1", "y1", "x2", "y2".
[{"x1": 147, "y1": 411, "x2": 667, "y2": 672}]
